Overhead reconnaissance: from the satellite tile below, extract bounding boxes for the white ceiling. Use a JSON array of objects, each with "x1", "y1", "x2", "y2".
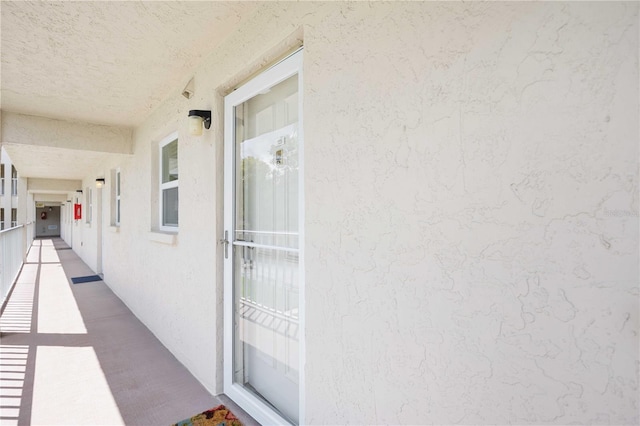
[
  {"x1": 3, "y1": 143, "x2": 123, "y2": 181},
  {"x1": 0, "y1": 1, "x2": 258, "y2": 183},
  {"x1": 1, "y1": 1, "x2": 257, "y2": 127}
]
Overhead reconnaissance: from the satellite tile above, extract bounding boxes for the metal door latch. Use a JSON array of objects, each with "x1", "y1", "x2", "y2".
[{"x1": 219, "y1": 230, "x2": 229, "y2": 259}]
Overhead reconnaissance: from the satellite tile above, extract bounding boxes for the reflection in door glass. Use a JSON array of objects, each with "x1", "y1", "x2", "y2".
[{"x1": 233, "y1": 74, "x2": 299, "y2": 424}]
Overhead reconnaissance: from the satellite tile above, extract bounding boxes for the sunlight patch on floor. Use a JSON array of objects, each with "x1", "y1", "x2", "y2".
[
  {"x1": 25, "y1": 243, "x2": 40, "y2": 264},
  {"x1": 39, "y1": 240, "x2": 60, "y2": 264},
  {"x1": 32, "y1": 346, "x2": 124, "y2": 425},
  {"x1": 0, "y1": 264, "x2": 36, "y2": 333},
  {"x1": 37, "y1": 264, "x2": 87, "y2": 334}
]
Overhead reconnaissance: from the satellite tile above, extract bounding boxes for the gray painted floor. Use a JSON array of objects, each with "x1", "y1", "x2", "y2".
[{"x1": 0, "y1": 238, "x2": 258, "y2": 426}]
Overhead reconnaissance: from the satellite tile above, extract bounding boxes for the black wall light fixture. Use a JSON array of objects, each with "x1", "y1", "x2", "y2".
[
  {"x1": 188, "y1": 110, "x2": 211, "y2": 136},
  {"x1": 96, "y1": 178, "x2": 105, "y2": 188}
]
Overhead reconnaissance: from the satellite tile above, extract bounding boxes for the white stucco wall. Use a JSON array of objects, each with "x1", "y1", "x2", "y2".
[
  {"x1": 63, "y1": 2, "x2": 637, "y2": 425},
  {"x1": 302, "y1": 3, "x2": 638, "y2": 424},
  {"x1": 1, "y1": 112, "x2": 131, "y2": 153},
  {"x1": 0, "y1": 148, "x2": 14, "y2": 228},
  {"x1": 28, "y1": 178, "x2": 81, "y2": 193},
  {"x1": 0, "y1": 147, "x2": 28, "y2": 228}
]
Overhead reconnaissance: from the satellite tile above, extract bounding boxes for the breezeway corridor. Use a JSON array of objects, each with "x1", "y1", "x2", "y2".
[{"x1": 0, "y1": 238, "x2": 256, "y2": 425}]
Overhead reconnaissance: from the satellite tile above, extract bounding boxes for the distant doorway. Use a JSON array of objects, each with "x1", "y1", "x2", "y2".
[{"x1": 36, "y1": 206, "x2": 61, "y2": 237}]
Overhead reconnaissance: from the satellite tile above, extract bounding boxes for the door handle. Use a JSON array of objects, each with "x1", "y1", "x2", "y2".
[{"x1": 219, "y1": 230, "x2": 229, "y2": 259}]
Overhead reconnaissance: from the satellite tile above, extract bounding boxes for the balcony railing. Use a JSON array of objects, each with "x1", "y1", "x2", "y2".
[{"x1": 0, "y1": 222, "x2": 34, "y2": 307}]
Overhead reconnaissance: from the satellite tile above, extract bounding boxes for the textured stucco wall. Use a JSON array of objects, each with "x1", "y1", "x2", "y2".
[
  {"x1": 63, "y1": 2, "x2": 638, "y2": 424},
  {"x1": 0, "y1": 147, "x2": 28, "y2": 227},
  {"x1": 74, "y1": 179, "x2": 98, "y2": 272},
  {"x1": 0, "y1": 148, "x2": 15, "y2": 225},
  {"x1": 86, "y1": 1, "x2": 305, "y2": 397},
  {"x1": 302, "y1": 2, "x2": 638, "y2": 424},
  {"x1": 1, "y1": 112, "x2": 131, "y2": 152},
  {"x1": 28, "y1": 178, "x2": 81, "y2": 193}
]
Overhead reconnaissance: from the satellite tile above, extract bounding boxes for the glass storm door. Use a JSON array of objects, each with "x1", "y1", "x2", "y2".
[{"x1": 224, "y1": 51, "x2": 302, "y2": 425}]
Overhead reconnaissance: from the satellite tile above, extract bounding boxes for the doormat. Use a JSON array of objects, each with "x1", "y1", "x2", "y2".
[
  {"x1": 172, "y1": 405, "x2": 242, "y2": 426},
  {"x1": 71, "y1": 275, "x2": 102, "y2": 284}
]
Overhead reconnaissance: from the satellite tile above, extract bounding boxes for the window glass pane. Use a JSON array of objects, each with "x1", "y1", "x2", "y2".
[
  {"x1": 116, "y1": 171, "x2": 121, "y2": 196},
  {"x1": 116, "y1": 199, "x2": 121, "y2": 224},
  {"x1": 162, "y1": 187, "x2": 178, "y2": 226},
  {"x1": 162, "y1": 139, "x2": 178, "y2": 183}
]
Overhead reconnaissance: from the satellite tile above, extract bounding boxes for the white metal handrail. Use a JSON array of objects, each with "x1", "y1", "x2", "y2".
[{"x1": 0, "y1": 222, "x2": 35, "y2": 308}]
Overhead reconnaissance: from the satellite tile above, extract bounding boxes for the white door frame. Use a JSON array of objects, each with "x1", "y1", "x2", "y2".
[
  {"x1": 223, "y1": 49, "x2": 304, "y2": 426},
  {"x1": 96, "y1": 184, "x2": 103, "y2": 274}
]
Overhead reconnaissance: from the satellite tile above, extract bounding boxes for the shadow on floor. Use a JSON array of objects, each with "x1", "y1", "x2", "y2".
[{"x1": 0, "y1": 238, "x2": 258, "y2": 426}]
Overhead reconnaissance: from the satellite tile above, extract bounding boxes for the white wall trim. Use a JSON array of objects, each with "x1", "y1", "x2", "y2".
[{"x1": 148, "y1": 231, "x2": 177, "y2": 246}]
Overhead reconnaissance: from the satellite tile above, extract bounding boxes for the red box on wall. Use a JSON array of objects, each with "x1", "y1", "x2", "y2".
[{"x1": 74, "y1": 203, "x2": 82, "y2": 220}]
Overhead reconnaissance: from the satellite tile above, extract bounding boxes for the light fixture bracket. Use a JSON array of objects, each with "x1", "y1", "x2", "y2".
[{"x1": 188, "y1": 110, "x2": 211, "y2": 130}]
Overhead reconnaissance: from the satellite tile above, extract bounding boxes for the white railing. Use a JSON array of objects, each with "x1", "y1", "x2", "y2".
[
  {"x1": 25, "y1": 221, "x2": 34, "y2": 247},
  {"x1": 0, "y1": 222, "x2": 35, "y2": 308}
]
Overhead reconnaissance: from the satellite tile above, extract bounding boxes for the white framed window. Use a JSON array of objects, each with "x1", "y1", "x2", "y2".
[
  {"x1": 11, "y1": 165, "x2": 17, "y2": 196},
  {"x1": 159, "y1": 132, "x2": 179, "y2": 231},
  {"x1": 1, "y1": 208, "x2": 4, "y2": 230},
  {"x1": 0, "y1": 164, "x2": 5, "y2": 196},
  {"x1": 85, "y1": 187, "x2": 92, "y2": 224},
  {"x1": 11, "y1": 208, "x2": 17, "y2": 228},
  {"x1": 115, "y1": 169, "x2": 121, "y2": 226}
]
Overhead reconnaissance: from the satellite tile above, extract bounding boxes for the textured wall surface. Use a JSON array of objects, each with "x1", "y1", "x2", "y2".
[
  {"x1": 50, "y1": 2, "x2": 638, "y2": 424},
  {"x1": 1, "y1": 112, "x2": 132, "y2": 180},
  {"x1": 1, "y1": 112, "x2": 131, "y2": 152},
  {"x1": 302, "y1": 2, "x2": 638, "y2": 424},
  {"x1": 1, "y1": 1, "x2": 257, "y2": 127},
  {"x1": 28, "y1": 178, "x2": 81, "y2": 193},
  {"x1": 0, "y1": 147, "x2": 28, "y2": 226}
]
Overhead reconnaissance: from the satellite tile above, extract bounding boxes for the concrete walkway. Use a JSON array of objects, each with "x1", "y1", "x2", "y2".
[{"x1": 0, "y1": 238, "x2": 257, "y2": 426}]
